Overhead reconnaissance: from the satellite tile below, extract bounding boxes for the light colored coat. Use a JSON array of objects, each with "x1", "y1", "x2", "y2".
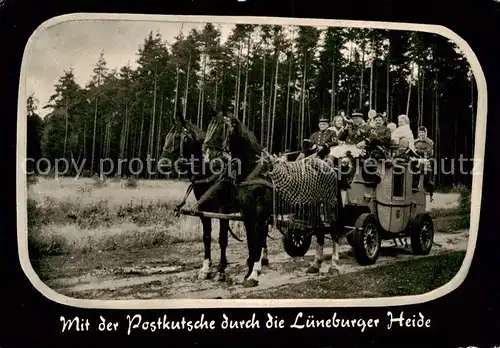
[{"x1": 391, "y1": 124, "x2": 416, "y2": 151}]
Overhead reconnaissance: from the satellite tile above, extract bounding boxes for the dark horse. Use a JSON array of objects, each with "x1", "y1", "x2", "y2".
[
  {"x1": 161, "y1": 114, "x2": 235, "y2": 282},
  {"x1": 203, "y1": 116, "x2": 344, "y2": 288}
]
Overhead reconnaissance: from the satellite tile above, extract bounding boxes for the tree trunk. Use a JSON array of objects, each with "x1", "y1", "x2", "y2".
[
  {"x1": 242, "y1": 34, "x2": 251, "y2": 125},
  {"x1": 406, "y1": 65, "x2": 412, "y2": 116},
  {"x1": 64, "y1": 98, "x2": 69, "y2": 158},
  {"x1": 374, "y1": 56, "x2": 378, "y2": 110},
  {"x1": 417, "y1": 66, "x2": 421, "y2": 125},
  {"x1": 83, "y1": 121, "x2": 87, "y2": 169},
  {"x1": 214, "y1": 61, "x2": 219, "y2": 110},
  {"x1": 235, "y1": 41, "x2": 243, "y2": 114},
  {"x1": 330, "y1": 54, "x2": 336, "y2": 118},
  {"x1": 200, "y1": 86, "x2": 205, "y2": 130},
  {"x1": 359, "y1": 46, "x2": 365, "y2": 110},
  {"x1": 284, "y1": 53, "x2": 292, "y2": 150},
  {"x1": 346, "y1": 42, "x2": 353, "y2": 115},
  {"x1": 270, "y1": 50, "x2": 279, "y2": 152},
  {"x1": 420, "y1": 69, "x2": 425, "y2": 127},
  {"x1": 149, "y1": 71, "x2": 158, "y2": 173},
  {"x1": 173, "y1": 68, "x2": 180, "y2": 119},
  {"x1": 301, "y1": 50, "x2": 307, "y2": 143},
  {"x1": 289, "y1": 94, "x2": 294, "y2": 151},
  {"x1": 260, "y1": 53, "x2": 266, "y2": 146},
  {"x1": 91, "y1": 97, "x2": 98, "y2": 173},
  {"x1": 155, "y1": 94, "x2": 164, "y2": 178},
  {"x1": 406, "y1": 83, "x2": 411, "y2": 116},
  {"x1": 471, "y1": 74, "x2": 475, "y2": 147},
  {"x1": 386, "y1": 51, "x2": 390, "y2": 118},
  {"x1": 266, "y1": 68, "x2": 273, "y2": 149},
  {"x1": 369, "y1": 60, "x2": 374, "y2": 109},
  {"x1": 138, "y1": 103, "x2": 145, "y2": 163},
  {"x1": 183, "y1": 54, "x2": 191, "y2": 119}
]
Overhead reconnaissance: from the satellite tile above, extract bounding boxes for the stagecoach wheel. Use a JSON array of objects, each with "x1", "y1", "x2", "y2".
[
  {"x1": 282, "y1": 228, "x2": 313, "y2": 258},
  {"x1": 352, "y1": 213, "x2": 381, "y2": 266},
  {"x1": 410, "y1": 213, "x2": 434, "y2": 255}
]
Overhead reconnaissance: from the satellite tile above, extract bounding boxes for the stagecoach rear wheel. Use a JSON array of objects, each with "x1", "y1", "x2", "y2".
[
  {"x1": 282, "y1": 228, "x2": 312, "y2": 258},
  {"x1": 352, "y1": 213, "x2": 381, "y2": 266},
  {"x1": 410, "y1": 213, "x2": 434, "y2": 255}
]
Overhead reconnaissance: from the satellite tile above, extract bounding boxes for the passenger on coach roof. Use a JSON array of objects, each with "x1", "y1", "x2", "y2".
[
  {"x1": 363, "y1": 113, "x2": 392, "y2": 160},
  {"x1": 414, "y1": 126, "x2": 435, "y2": 158},
  {"x1": 297, "y1": 116, "x2": 339, "y2": 160},
  {"x1": 328, "y1": 115, "x2": 348, "y2": 138},
  {"x1": 367, "y1": 109, "x2": 377, "y2": 128},
  {"x1": 391, "y1": 114, "x2": 416, "y2": 152},
  {"x1": 387, "y1": 122, "x2": 397, "y2": 134},
  {"x1": 341, "y1": 111, "x2": 371, "y2": 147},
  {"x1": 414, "y1": 126, "x2": 436, "y2": 198}
]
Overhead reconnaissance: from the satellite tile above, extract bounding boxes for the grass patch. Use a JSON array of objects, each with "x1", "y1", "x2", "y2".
[
  {"x1": 27, "y1": 177, "x2": 206, "y2": 257},
  {"x1": 233, "y1": 251, "x2": 466, "y2": 299},
  {"x1": 26, "y1": 177, "x2": 468, "y2": 259}
]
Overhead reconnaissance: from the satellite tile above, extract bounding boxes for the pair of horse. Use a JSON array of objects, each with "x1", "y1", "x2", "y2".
[{"x1": 162, "y1": 113, "x2": 345, "y2": 288}]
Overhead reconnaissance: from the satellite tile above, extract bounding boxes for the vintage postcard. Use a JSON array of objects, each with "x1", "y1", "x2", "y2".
[{"x1": 18, "y1": 14, "x2": 485, "y2": 310}]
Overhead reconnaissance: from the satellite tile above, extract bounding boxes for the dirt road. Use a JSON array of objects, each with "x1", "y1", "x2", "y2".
[{"x1": 39, "y1": 228, "x2": 469, "y2": 300}]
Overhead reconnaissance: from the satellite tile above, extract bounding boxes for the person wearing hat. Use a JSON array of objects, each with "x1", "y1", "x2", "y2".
[
  {"x1": 363, "y1": 113, "x2": 392, "y2": 159},
  {"x1": 414, "y1": 126, "x2": 435, "y2": 199},
  {"x1": 297, "y1": 116, "x2": 339, "y2": 160},
  {"x1": 342, "y1": 111, "x2": 371, "y2": 148}
]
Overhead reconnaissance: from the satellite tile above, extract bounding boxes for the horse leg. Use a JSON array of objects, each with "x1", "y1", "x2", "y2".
[
  {"x1": 260, "y1": 224, "x2": 269, "y2": 266},
  {"x1": 198, "y1": 217, "x2": 212, "y2": 280},
  {"x1": 243, "y1": 220, "x2": 263, "y2": 288},
  {"x1": 306, "y1": 229, "x2": 324, "y2": 274},
  {"x1": 326, "y1": 228, "x2": 341, "y2": 275},
  {"x1": 216, "y1": 219, "x2": 229, "y2": 282}
]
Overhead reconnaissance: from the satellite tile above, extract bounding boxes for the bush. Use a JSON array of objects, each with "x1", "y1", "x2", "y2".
[
  {"x1": 27, "y1": 197, "x2": 67, "y2": 259},
  {"x1": 456, "y1": 184, "x2": 471, "y2": 229},
  {"x1": 121, "y1": 177, "x2": 138, "y2": 189}
]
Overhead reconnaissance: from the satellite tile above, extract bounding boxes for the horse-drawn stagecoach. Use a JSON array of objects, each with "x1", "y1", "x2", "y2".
[
  {"x1": 178, "y1": 141, "x2": 435, "y2": 267},
  {"x1": 166, "y1": 113, "x2": 434, "y2": 287},
  {"x1": 277, "y1": 146, "x2": 435, "y2": 266}
]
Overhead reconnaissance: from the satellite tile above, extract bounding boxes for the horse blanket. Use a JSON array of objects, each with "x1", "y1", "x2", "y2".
[{"x1": 268, "y1": 156, "x2": 338, "y2": 226}]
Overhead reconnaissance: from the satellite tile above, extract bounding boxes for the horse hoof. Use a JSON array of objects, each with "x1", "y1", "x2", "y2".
[
  {"x1": 217, "y1": 272, "x2": 226, "y2": 282},
  {"x1": 306, "y1": 266, "x2": 320, "y2": 274},
  {"x1": 243, "y1": 278, "x2": 259, "y2": 288},
  {"x1": 261, "y1": 258, "x2": 269, "y2": 266}
]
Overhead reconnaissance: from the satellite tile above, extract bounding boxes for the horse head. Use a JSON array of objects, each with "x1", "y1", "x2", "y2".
[
  {"x1": 161, "y1": 116, "x2": 205, "y2": 176},
  {"x1": 202, "y1": 111, "x2": 232, "y2": 161}
]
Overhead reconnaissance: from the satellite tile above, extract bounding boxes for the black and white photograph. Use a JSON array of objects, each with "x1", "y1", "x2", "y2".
[{"x1": 20, "y1": 15, "x2": 483, "y2": 302}]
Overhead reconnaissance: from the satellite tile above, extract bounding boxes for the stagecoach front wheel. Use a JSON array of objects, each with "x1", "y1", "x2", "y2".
[
  {"x1": 352, "y1": 213, "x2": 381, "y2": 266},
  {"x1": 410, "y1": 213, "x2": 434, "y2": 255},
  {"x1": 282, "y1": 228, "x2": 312, "y2": 258}
]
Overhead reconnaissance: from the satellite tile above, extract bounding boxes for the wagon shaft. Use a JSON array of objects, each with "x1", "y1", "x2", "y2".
[
  {"x1": 179, "y1": 208, "x2": 243, "y2": 221},
  {"x1": 269, "y1": 157, "x2": 338, "y2": 227}
]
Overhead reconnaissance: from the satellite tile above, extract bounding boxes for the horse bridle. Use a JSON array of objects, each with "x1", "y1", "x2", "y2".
[{"x1": 204, "y1": 117, "x2": 231, "y2": 159}]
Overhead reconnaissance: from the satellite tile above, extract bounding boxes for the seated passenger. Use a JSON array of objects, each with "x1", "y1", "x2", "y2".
[
  {"x1": 367, "y1": 109, "x2": 377, "y2": 128},
  {"x1": 364, "y1": 113, "x2": 392, "y2": 159},
  {"x1": 328, "y1": 115, "x2": 347, "y2": 137},
  {"x1": 392, "y1": 114, "x2": 416, "y2": 152},
  {"x1": 414, "y1": 126, "x2": 435, "y2": 199},
  {"x1": 297, "y1": 117, "x2": 339, "y2": 160},
  {"x1": 387, "y1": 122, "x2": 397, "y2": 133}
]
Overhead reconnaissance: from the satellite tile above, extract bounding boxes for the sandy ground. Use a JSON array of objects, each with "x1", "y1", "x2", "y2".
[{"x1": 38, "y1": 228, "x2": 468, "y2": 300}]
